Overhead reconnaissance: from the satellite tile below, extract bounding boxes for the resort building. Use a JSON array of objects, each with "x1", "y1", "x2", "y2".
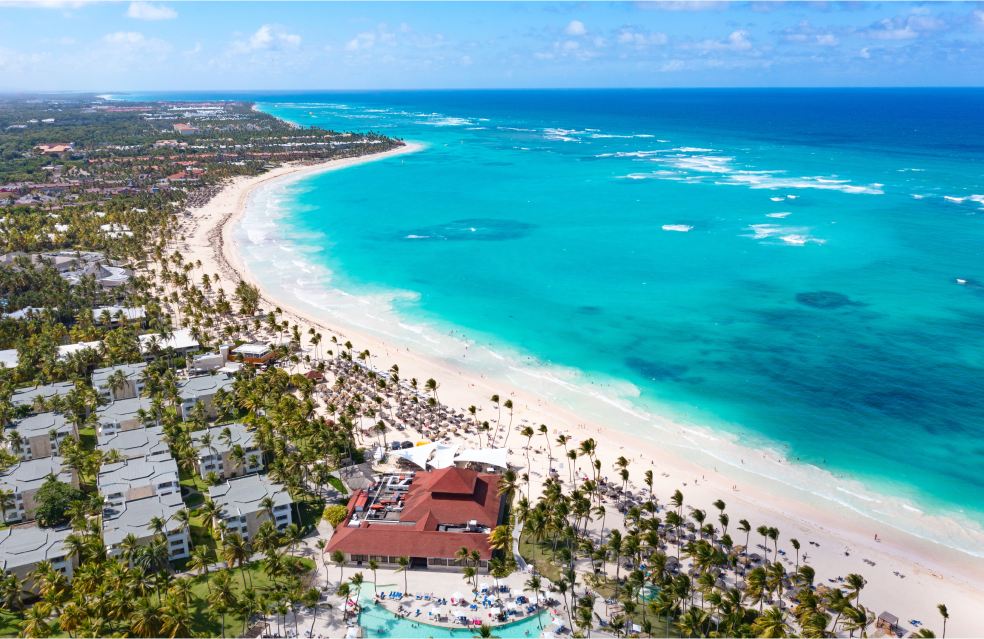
[
  {"x1": 0, "y1": 525, "x2": 76, "y2": 592},
  {"x1": 95, "y1": 396, "x2": 154, "y2": 440},
  {"x1": 91, "y1": 362, "x2": 148, "y2": 400},
  {"x1": 96, "y1": 456, "x2": 180, "y2": 508},
  {"x1": 0, "y1": 457, "x2": 77, "y2": 524},
  {"x1": 96, "y1": 425, "x2": 171, "y2": 461},
  {"x1": 208, "y1": 474, "x2": 294, "y2": 540},
  {"x1": 175, "y1": 373, "x2": 235, "y2": 419},
  {"x1": 10, "y1": 381, "x2": 75, "y2": 408},
  {"x1": 231, "y1": 343, "x2": 275, "y2": 365},
  {"x1": 4, "y1": 412, "x2": 78, "y2": 460},
  {"x1": 325, "y1": 467, "x2": 504, "y2": 570},
  {"x1": 189, "y1": 423, "x2": 263, "y2": 480},
  {"x1": 91, "y1": 305, "x2": 146, "y2": 328},
  {"x1": 102, "y1": 492, "x2": 190, "y2": 560},
  {"x1": 139, "y1": 329, "x2": 200, "y2": 362}
]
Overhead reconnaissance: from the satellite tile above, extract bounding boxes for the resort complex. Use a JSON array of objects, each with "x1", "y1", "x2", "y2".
[{"x1": 0, "y1": 89, "x2": 975, "y2": 639}]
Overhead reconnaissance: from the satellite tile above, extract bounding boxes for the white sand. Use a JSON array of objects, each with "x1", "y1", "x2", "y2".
[{"x1": 172, "y1": 147, "x2": 984, "y2": 637}]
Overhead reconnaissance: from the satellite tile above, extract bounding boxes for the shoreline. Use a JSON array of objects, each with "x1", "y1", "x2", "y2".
[{"x1": 179, "y1": 144, "x2": 984, "y2": 635}]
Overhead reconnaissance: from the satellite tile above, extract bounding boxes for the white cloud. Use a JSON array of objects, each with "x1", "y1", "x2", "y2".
[
  {"x1": 684, "y1": 29, "x2": 752, "y2": 51},
  {"x1": 617, "y1": 28, "x2": 669, "y2": 47},
  {"x1": 565, "y1": 20, "x2": 587, "y2": 36},
  {"x1": 461, "y1": 55, "x2": 473, "y2": 66},
  {"x1": 860, "y1": 47, "x2": 870, "y2": 58},
  {"x1": 775, "y1": 21, "x2": 840, "y2": 47},
  {"x1": 183, "y1": 42, "x2": 201, "y2": 56},
  {"x1": 0, "y1": 1, "x2": 91, "y2": 8},
  {"x1": 101, "y1": 31, "x2": 171, "y2": 56},
  {"x1": 563, "y1": 40, "x2": 579, "y2": 51},
  {"x1": 635, "y1": 0, "x2": 731, "y2": 11},
  {"x1": 345, "y1": 32, "x2": 375, "y2": 51},
  {"x1": 853, "y1": 14, "x2": 950, "y2": 41},
  {"x1": 126, "y1": 2, "x2": 176, "y2": 20},
  {"x1": 233, "y1": 24, "x2": 301, "y2": 52}
]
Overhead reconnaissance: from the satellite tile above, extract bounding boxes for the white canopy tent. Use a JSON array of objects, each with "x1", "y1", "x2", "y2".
[
  {"x1": 388, "y1": 442, "x2": 438, "y2": 469},
  {"x1": 427, "y1": 444, "x2": 460, "y2": 470},
  {"x1": 453, "y1": 447, "x2": 509, "y2": 469}
]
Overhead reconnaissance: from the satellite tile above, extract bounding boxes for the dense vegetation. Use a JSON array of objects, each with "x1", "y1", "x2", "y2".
[{"x1": 0, "y1": 96, "x2": 401, "y2": 638}]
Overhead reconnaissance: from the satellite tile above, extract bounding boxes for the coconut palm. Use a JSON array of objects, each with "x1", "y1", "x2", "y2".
[
  {"x1": 845, "y1": 573, "x2": 867, "y2": 609},
  {"x1": 937, "y1": 604, "x2": 949, "y2": 639},
  {"x1": 752, "y1": 606, "x2": 789, "y2": 638}
]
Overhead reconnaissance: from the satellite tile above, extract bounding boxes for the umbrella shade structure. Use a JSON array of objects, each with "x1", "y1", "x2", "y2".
[
  {"x1": 451, "y1": 592, "x2": 465, "y2": 600},
  {"x1": 431, "y1": 608, "x2": 443, "y2": 616},
  {"x1": 506, "y1": 602, "x2": 517, "y2": 610},
  {"x1": 479, "y1": 583, "x2": 489, "y2": 590}
]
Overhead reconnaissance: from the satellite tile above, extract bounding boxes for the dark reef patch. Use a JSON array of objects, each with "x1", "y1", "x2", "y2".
[
  {"x1": 796, "y1": 291, "x2": 866, "y2": 309},
  {"x1": 626, "y1": 356, "x2": 688, "y2": 382}
]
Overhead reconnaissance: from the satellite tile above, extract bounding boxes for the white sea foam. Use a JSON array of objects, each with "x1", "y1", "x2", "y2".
[
  {"x1": 771, "y1": 197, "x2": 785, "y2": 201},
  {"x1": 766, "y1": 212, "x2": 792, "y2": 218},
  {"x1": 662, "y1": 225, "x2": 693, "y2": 232},
  {"x1": 911, "y1": 194, "x2": 926, "y2": 199},
  {"x1": 945, "y1": 195, "x2": 984, "y2": 206},
  {"x1": 787, "y1": 195, "x2": 798, "y2": 199},
  {"x1": 405, "y1": 235, "x2": 429, "y2": 239},
  {"x1": 745, "y1": 224, "x2": 824, "y2": 245}
]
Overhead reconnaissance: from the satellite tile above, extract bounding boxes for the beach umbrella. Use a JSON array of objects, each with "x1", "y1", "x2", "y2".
[{"x1": 451, "y1": 592, "x2": 465, "y2": 600}]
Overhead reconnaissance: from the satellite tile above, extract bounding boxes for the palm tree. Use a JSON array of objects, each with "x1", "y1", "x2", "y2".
[
  {"x1": 752, "y1": 606, "x2": 789, "y2": 638},
  {"x1": 303, "y1": 587, "x2": 325, "y2": 636},
  {"x1": 189, "y1": 546, "x2": 213, "y2": 594},
  {"x1": 331, "y1": 550, "x2": 345, "y2": 586},
  {"x1": 130, "y1": 597, "x2": 164, "y2": 639},
  {"x1": 472, "y1": 622, "x2": 500, "y2": 638},
  {"x1": 790, "y1": 538, "x2": 801, "y2": 572},
  {"x1": 368, "y1": 559, "x2": 379, "y2": 594},
  {"x1": 845, "y1": 573, "x2": 867, "y2": 609},
  {"x1": 396, "y1": 556, "x2": 410, "y2": 595},
  {"x1": 20, "y1": 603, "x2": 53, "y2": 638},
  {"x1": 221, "y1": 532, "x2": 253, "y2": 589},
  {"x1": 737, "y1": 519, "x2": 751, "y2": 563},
  {"x1": 937, "y1": 604, "x2": 949, "y2": 639}
]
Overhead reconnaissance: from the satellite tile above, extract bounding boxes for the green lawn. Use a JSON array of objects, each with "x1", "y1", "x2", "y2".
[
  {"x1": 179, "y1": 467, "x2": 212, "y2": 493},
  {"x1": 184, "y1": 492, "x2": 205, "y2": 509},
  {"x1": 0, "y1": 558, "x2": 317, "y2": 638},
  {"x1": 326, "y1": 476, "x2": 347, "y2": 495}
]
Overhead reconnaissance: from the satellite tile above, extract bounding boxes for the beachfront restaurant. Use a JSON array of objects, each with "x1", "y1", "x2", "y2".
[{"x1": 326, "y1": 467, "x2": 505, "y2": 570}]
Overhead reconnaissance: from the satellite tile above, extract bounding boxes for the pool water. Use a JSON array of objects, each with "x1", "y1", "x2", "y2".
[{"x1": 358, "y1": 588, "x2": 551, "y2": 638}]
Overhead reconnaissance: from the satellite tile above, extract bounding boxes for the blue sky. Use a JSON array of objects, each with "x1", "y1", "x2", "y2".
[{"x1": 1, "y1": 1, "x2": 983, "y2": 90}]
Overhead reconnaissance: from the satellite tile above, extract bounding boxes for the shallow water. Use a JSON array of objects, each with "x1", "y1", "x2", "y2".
[{"x1": 126, "y1": 89, "x2": 984, "y2": 556}]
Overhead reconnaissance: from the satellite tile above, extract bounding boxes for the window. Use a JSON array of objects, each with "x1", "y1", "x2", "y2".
[
  {"x1": 274, "y1": 504, "x2": 288, "y2": 511},
  {"x1": 239, "y1": 516, "x2": 247, "y2": 523},
  {"x1": 171, "y1": 540, "x2": 184, "y2": 547},
  {"x1": 352, "y1": 554, "x2": 367, "y2": 562}
]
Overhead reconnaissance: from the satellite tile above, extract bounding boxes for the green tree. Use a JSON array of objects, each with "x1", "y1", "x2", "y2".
[{"x1": 31, "y1": 476, "x2": 86, "y2": 527}]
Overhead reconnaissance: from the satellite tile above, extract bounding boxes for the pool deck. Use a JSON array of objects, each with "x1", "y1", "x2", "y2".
[{"x1": 263, "y1": 515, "x2": 614, "y2": 638}]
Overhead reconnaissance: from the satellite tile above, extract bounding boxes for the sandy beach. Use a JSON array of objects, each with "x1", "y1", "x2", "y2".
[{"x1": 172, "y1": 145, "x2": 984, "y2": 637}]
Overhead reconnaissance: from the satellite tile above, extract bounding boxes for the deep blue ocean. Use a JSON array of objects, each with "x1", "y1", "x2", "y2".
[{"x1": 121, "y1": 90, "x2": 984, "y2": 554}]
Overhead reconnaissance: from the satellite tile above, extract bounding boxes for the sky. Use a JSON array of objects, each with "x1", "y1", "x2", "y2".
[{"x1": 1, "y1": 1, "x2": 983, "y2": 91}]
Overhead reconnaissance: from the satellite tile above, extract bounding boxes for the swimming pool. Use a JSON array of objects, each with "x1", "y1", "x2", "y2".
[{"x1": 358, "y1": 590, "x2": 551, "y2": 638}]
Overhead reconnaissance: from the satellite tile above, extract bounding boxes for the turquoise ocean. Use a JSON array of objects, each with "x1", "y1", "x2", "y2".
[{"x1": 125, "y1": 90, "x2": 984, "y2": 556}]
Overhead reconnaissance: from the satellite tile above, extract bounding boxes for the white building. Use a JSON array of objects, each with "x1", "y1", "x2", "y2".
[
  {"x1": 103, "y1": 492, "x2": 190, "y2": 560},
  {"x1": 97, "y1": 456, "x2": 180, "y2": 508}
]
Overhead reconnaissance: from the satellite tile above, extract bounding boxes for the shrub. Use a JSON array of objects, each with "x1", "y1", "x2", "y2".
[{"x1": 323, "y1": 504, "x2": 348, "y2": 528}]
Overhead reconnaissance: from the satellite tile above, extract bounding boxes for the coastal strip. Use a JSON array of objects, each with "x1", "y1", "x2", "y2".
[{"x1": 176, "y1": 144, "x2": 984, "y2": 636}]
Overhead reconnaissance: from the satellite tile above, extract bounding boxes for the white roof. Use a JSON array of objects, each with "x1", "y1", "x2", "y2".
[
  {"x1": 0, "y1": 350, "x2": 18, "y2": 368},
  {"x1": 454, "y1": 447, "x2": 509, "y2": 469},
  {"x1": 232, "y1": 343, "x2": 271, "y2": 356},
  {"x1": 92, "y1": 306, "x2": 145, "y2": 321},
  {"x1": 428, "y1": 444, "x2": 459, "y2": 470},
  {"x1": 389, "y1": 442, "x2": 437, "y2": 469},
  {"x1": 59, "y1": 340, "x2": 102, "y2": 358},
  {"x1": 139, "y1": 329, "x2": 198, "y2": 352}
]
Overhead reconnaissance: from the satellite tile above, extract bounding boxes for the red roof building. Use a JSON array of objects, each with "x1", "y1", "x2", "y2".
[{"x1": 325, "y1": 467, "x2": 505, "y2": 569}]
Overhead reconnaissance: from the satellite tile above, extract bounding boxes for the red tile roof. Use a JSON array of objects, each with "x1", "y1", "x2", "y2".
[
  {"x1": 426, "y1": 467, "x2": 478, "y2": 495},
  {"x1": 326, "y1": 468, "x2": 503, "y2": 560}
]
